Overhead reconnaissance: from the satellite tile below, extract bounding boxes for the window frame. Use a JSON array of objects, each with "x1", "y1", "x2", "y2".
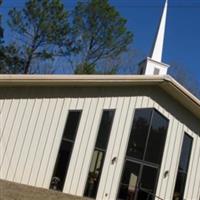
[
  {"x1": 173, "y1": 132, "x2": 193, "y2": 200},
  {"x1": 49, "y1": 110, "x2": 82, "y2": 191},
  {"x1": 117, "y1": 108, "x2": 169, "y2": 200},
  {"x1": 84, "y1": 109, "x2": 115, "y2": 198}
]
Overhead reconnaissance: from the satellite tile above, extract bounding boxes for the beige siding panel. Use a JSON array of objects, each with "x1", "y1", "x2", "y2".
[
  {"x1": 69, "y1": 98, "x2": 78, "y2": 110},
  {"x1": 35, "y1": 98, "x2": 64, "y2": 187},
  {"x1": 146, "y1": 97, "x2": 154, "y2": 108},
  {"x1": 42, "y1": 98, "x2": 70, "y2": 188},
  {"x1": 96, "y1": 97, "x2": 124, "y2": 200},
  {"x1": 109, "y1": 97, "x2": 118, "y2": 109},
  {"x1": 158, "y1": 118, "x2": 179, "y2": 199},
  {"x1": 70, "y1": 98, "x2": 99, "y2": 195},
  {"x1": 109, "y1": 97, "x2": 137, "y2": 200},
  {"x1": 0, "y1": 99, "x2": 12, "y2": 139},
  {"x1": 3, "y1": 99, "x2": 27, "y2": 181},
  {"x1": 11, "y1": 99, "x2": 35, "y2": 182},
  {"x1": 28, "y1": 99, "x2": 57, "y2": 186},
  {"x1": 184, "y1": 128, "x2": 194, "y2": 199},
  {"x1": 21, "y1": 99, "x2": 48, "y2": 184},
  {"x1": 14, "y1": 99, "x2": 42, "y2": 184},
  {"x1": 76, "y1": 98, "x2": 105, "y2": 196},
  {"x1": 103, "y1": 98, "x2": 112, "y2": 109},
  {"x1": 191, "y1": 137, "x2": 200, "y2": 200},
  {"x1": 156, "y1": 113, "x2": 172, "y2": 199},
  {"x1": 0, "y1": 99, "x2": 4, "y2": 113},
  {"x1": 0, "y1": 99, "x2": 20, "y2": 170},
  {"x1": 104, "y1": 97, "x2": 131, "y2": 200},
  {"x1": 64, "y1": 98, "x2": 92, "y2": 193},
  {"x1": 196, "y1": 138, "x2": 200, "y2": 200},
  {"x1": 135, "y1": 96, "x2": 143, "y2": 108},
  {"x1": 0, "y1": 99, "x2": 3, "y2": 139},
  {"x1": 141, "y1": 96, "x2": 149, "y2": 107},
  {"x1": 0, "y1": 99, "x2": 5, "y2": 136},
  {"x1": 185, "y1": 132, "x2": 199, "y2": 200},
  {"x1": 76, "y1": 98, "x2": 84, "y2": 110}
]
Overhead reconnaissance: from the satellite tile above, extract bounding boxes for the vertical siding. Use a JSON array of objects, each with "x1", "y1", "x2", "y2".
[
  {"x1": 64, "y1": 98, "x2": 92, "y2": 193},
  {"x1": 194, "y1": 137, "x2": 200, "y2": 200},
  {"x1": 0, "y1": 99, "x2": 20, "y2": 170},
  {"x1": 42, "y1": 98, "x2": 71, "y2": 187},
  {"x1": 28, "y1": 99, "x2": 57, "y2": 186},
  {"x1": 109, "y1": 97, "x2": 137, "y2": 200},
  {"x1": 12, "y1": 99, "x2": 35, "y2": 182},
  {"x1": 184, "y1": 132, "x2": 200, "y2": 200},
  {"x1": 167, "y1": 123, "x2": 184, "y2": 200},
  {"x1": 69, "y1": 97, "x2": 99, "y2": 195},
  {"x1": 96, "y1": 97, "x2": 124, "y2": 200},
  {"x1": 76, "y1": 98, "x2": 105, "y2": 195},
  {"x1": 0, "y1": 99, "x2": 12, "y2": 139},
  {"x1": 156, "y1": 113, "x2": 173, "y2": 198},
  {"x1": 1, "y1": 93, "x2": 199, "y2": 200},
  {"x1": 101, "y1": 97, "x2": 130, "y2": 200},
  {"x1": 3, "y1": 99, "x2": 28, "y2": 181},
  {"x1": 20, "y1": 99, "x2": 44, "y2": 184}
]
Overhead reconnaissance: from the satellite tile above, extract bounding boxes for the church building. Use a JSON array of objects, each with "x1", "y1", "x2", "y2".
[{"x1": 0, "y1": 0, "x2": 200, "y2": 200}]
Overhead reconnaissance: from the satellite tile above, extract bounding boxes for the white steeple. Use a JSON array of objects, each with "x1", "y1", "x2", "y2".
[{"x1": 138, "y1": 0, "x2": 170, "y2": 75}]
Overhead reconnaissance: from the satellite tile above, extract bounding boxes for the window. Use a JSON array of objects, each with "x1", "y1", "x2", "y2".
[
  {"x1": 145, "y1": 111, "x2": 169, "y2": 164},
  {"x1": 127, "y1": 109, "x2": 152, "y2": 160},
  {"x1": 173, "y1": 133, "x2": 193, "y2": 200},
  {"x1": 126, "y1": 109, "x2": 168, "y2": 165},
  {"x1": 153, "y1": 68, "x2": 160, "y2": 75},
  {"x1": 84, "y1": 110, "x2": 115, "y2": 198},
  {"x1": 50, "y1": 111, "x2": 82, "y2": 191},
  {"x1": 118, "y1": 108, "x2": 169, "y2": 200}
]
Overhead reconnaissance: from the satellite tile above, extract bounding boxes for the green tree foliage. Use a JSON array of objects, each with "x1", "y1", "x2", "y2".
[
  {"x1": 0, "y1": 0, "x2": 3, "y2": 43},
  {"x1": 65, "y1": 0, "x2": 133, "y2": 74},
  {"x1": 8, "y1": 0, "x2": 69, "y2": 74},
  {"x1": 0, "y1": 44, "x2": 24, "y2": 73},
  {"x1": 0, "y1": 0, "x2": 3, "y2": 45}
]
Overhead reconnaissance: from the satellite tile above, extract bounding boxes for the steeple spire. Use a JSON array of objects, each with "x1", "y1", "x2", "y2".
[
  {"x1": 150, "y1": 0, "x2": 168, "y2": 62},
  {"x1": 138, "y1": 0, "x2": 170, "y2": 75}
]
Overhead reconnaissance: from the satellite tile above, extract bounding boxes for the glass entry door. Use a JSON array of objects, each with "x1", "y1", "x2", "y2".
[
  {"x1": 118, "y1": 108, "x2": 169, "y2": 200},
  {"x1": 118, "y1": 160, "x2": 158, "y2": 200}
]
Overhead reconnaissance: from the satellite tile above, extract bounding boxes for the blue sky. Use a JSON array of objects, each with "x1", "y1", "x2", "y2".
[{"x1": 0, "y1": 0, "x2": 200, "y2": 83}]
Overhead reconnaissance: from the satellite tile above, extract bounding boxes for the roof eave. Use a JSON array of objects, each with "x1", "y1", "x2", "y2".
[{"x1": 0, "y1": 74, "x2": 199, "y2": 119}]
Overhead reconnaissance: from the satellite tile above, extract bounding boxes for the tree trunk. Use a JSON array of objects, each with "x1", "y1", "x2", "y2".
[{"x1": 24, "y1": 53, "x2": 33, "y2": 74}]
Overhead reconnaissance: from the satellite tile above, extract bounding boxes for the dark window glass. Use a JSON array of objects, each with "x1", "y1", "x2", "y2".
[
  {"x1": 118, "y1": 161, "x2": 140, "y2": 200},
  {"x1": 179, "y1": 134, "x2": 193, "y2": 172},
  {"x1": 50, "y1": 110, "x2": 82, "y2": 191},
  {"x1": 173, "y1": 172, "x2": 187, "y2": 200},
  {"x1": 118, "y1": 163, "x2": 158, "y2": 200},
  {"x1": 140, "y1": 166, "x2": 158, "y2": 191},
  {"x1": 127, "y1": 109, "x2": 152, "y2": 160},
  {"x1": 145, "y1": 111, "x2": 168, "y2": 164},
  {"x1": 84, "y1": 150, "x2": 105, "y2": 198},
  {"x1": 118, "y1": 108, "x2": 169, "y2": 200},
  {"x1": 96, "y1": 110, "x2": 115, "y2": 149},
  {"x1": 173, "y1": 133, "x2": 193, "y2": 200},
  {"x1": 84, "y1": 110, "x2": 115, "y2": 198},
  {"x1": 137, "y1": 166, "x2": 158, "y2": 200},
  {"x1": 63, "y1": 111, "x2": 81, "y2": 140}
]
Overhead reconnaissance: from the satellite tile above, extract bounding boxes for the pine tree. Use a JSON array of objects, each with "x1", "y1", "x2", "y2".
[{"x1": 8, "y1": 0, "x2": 69, "y2": 73}]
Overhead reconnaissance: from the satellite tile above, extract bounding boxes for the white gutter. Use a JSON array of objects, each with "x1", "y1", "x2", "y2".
[{"x1": 0, "y1": 74, "x2": 199, "y2": 119}]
